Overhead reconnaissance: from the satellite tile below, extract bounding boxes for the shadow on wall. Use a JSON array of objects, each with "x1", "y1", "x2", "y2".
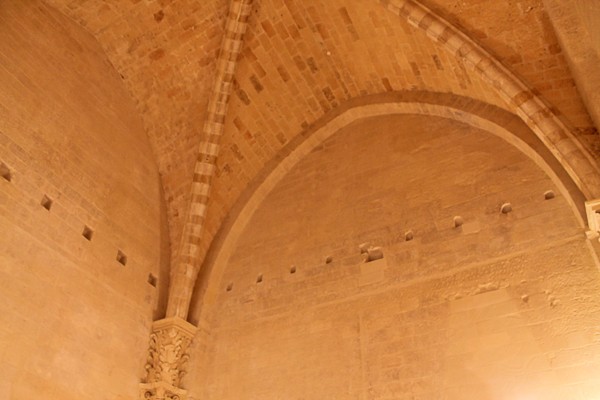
[{"x1": 154, "y1": 175, "x2": 172, "y2": 320}]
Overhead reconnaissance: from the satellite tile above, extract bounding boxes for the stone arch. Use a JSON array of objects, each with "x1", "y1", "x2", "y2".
[
  {"x1": 188, "y1": 92, "x2": 588, "y2": 326},
  {"x1": 378, "y1": 0, "x2": 600, "y2": 199}
]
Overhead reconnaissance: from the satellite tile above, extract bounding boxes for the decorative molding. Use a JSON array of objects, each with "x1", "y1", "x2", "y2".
[{"x1": 140, "y1": 317, "x2": 198, "y2": 400}]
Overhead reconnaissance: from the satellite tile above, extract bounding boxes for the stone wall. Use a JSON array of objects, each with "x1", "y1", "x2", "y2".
[
  {"x1": 188, "y1": 114, "x2": 600, "y2": 399},
  {"x1": 42, "y1": 0, "x2": 599, "y2": 267},
  {"x1": 0, "y1": 2, "x2": 169, "y2": 398}
]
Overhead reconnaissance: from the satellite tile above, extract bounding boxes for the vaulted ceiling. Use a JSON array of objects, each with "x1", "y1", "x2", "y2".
[{"x1": 43, "y1": 0, "x2": 597, "y2": 265}]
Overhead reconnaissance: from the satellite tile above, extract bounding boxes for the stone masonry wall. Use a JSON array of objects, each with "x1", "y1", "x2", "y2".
[
  {"x1": 188, "y1": 114, "x2": 600, "y2": 399},
  {"x1": 0, "y1": 2, "x2": 169, "y2": 399},
  {"x1": 43, "y1": 0, "x2": 599, "y2": 268}
]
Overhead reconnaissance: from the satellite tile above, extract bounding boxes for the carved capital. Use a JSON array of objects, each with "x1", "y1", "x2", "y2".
[{"x1": 140, "y1": 317, "x2": 197, "y2": 400}]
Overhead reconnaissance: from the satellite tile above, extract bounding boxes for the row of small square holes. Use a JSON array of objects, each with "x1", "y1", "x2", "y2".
[
  {"x1": 226, "y1": 239, "x2": 402, "y2": 292},
  {"x1": 224, "y1": 192, "x2": 556, "y2": 292},
  {"x1": 1, "y1": 161, "x2": 157, "y2": 287},
  {"x1": 225, "y1": 247, "x2": 392, "y2": 293}
]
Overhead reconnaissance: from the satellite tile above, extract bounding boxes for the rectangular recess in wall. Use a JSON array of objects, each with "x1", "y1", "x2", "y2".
[
  {"x1": 0, "y1": 162, "x2": 11, "y2": 182},
  {"x1": 82, "y1": 225, "x2": 94, "y2": 241},
  {"x1": 116, "y1": 250, "x2": 127, "y2": 266},
  {"x1": 41, "y1": 195, "x2": 53, "y2": 211},
  {"x1": 147, "y1": 273, "x2": 157, "y2": 287}
]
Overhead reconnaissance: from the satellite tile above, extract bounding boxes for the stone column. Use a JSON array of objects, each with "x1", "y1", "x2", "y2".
[{"x1": 139, "y1": 317, "x2": 197, "y2": 400}]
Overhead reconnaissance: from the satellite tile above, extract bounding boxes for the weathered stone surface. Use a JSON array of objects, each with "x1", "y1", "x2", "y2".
[
  {"x1": 3, "y1": 1, "x2": 600, "y2": 399},
  {"x1": 187, "y1": 115, "x2": 600, "y2": 399}
]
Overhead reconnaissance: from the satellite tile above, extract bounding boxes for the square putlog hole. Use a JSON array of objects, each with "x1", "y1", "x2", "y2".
[
  {"x1": 0, "y1": 162, "x2": 11, "y2": 182},
  {"x1": 116, "y1": 250, "x2": 127, "y2": 266},
  {"x1": 82, "y1": 225, "x2": 94, "y2": 241},
  {"x1": 41, "y1": 195, "x2": 53, "y2": 211},
  {"x1": 147, "y1": 273, "x2": 157, "y2": 287}
]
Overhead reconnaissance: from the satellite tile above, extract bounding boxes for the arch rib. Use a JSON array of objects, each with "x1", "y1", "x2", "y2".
[
  {"x1": 166, "y1": 0, "x2": 254, "y2": 320},
  {"x1": 379, "y1": 0, "x2": 600, "y2": 199}
]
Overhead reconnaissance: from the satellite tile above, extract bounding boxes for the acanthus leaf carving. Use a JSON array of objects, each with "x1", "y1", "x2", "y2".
[{"x1": 140, "y1": 317, "x2": 197, "y2": 400}]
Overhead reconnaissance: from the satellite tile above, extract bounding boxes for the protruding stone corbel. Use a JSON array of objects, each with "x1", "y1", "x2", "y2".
[{"x1": 139, "y1": 317, "x2": 197, "y2": 400}]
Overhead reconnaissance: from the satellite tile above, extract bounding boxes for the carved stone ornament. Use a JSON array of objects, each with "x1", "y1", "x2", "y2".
[
  {"x1": 139, "y1": 381, "x2": 189, "y2": 400},
  {"x1": 140, "y1": 317, "x2": 197, "y2": 400},
  {"x1": 585, "y1": 199, "x2": 600, "y2": 238}
]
